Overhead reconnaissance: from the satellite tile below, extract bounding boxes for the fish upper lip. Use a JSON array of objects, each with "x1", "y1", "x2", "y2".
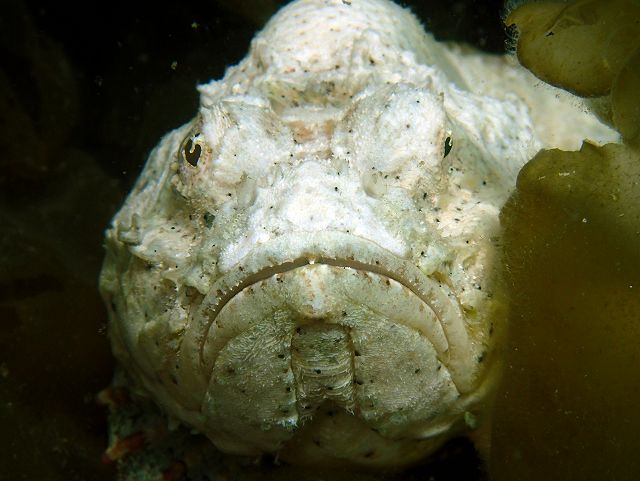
[
  {"x1": 203, "y1": 231, "x2": 440, "y2": 330},
  {"x1": 178, "y1": 231, "x2": 477, "y2": 394}
]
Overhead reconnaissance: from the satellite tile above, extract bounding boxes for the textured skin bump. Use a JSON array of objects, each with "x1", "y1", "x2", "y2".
[{"x1": 99, "y1": 0, "x2": 617, "y2": 468}]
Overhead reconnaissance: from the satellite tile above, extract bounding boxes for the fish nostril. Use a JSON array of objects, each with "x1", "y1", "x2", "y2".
[
  {"x1": 361, "y1": 170, "x2": 388, "y2": 198},
  {"x1": 235, "y1": 175, "x2": 257, "y2": 208}
]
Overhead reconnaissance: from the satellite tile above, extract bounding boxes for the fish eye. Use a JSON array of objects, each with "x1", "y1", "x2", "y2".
[
  {"x1": 181, "y1": 132, "x2": 203, "y2": 167},
  {"x1": 443, "y1": 136, "x2": 453, "y2": 158}
]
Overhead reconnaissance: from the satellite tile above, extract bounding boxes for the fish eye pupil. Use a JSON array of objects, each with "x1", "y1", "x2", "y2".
[
  {"x1": 183, "y1": 138, "x2": 202, "y2": 166},
  {"x1": 443, "y1": 136, "x2": 453, "y2": 158}
]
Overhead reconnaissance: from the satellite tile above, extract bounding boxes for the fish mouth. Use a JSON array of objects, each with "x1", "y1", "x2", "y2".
[
  {"x1": 171, "y1": 231, "x2": 488, "y2": 459},
  {"x1": 188, "y1": 231, "x2": 476, "y2": 394}
]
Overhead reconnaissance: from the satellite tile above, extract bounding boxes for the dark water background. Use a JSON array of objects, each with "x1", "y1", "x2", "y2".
[{"x1": 0, "y1": 1, "x2": 505, "y2": 479}]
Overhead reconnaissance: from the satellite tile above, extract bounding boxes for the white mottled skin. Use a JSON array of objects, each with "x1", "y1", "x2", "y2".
[{"x1": 100, "y1": 0, "x2": 617, "y2": 469}]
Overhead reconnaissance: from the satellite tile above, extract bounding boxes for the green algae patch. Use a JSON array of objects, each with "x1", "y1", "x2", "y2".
[
  {"x1": 489, "y1": 142, "x2": 640, "y2": 481},
  {"x1": 506, "y1": 0, "x2": 640, "y2": 98}
]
